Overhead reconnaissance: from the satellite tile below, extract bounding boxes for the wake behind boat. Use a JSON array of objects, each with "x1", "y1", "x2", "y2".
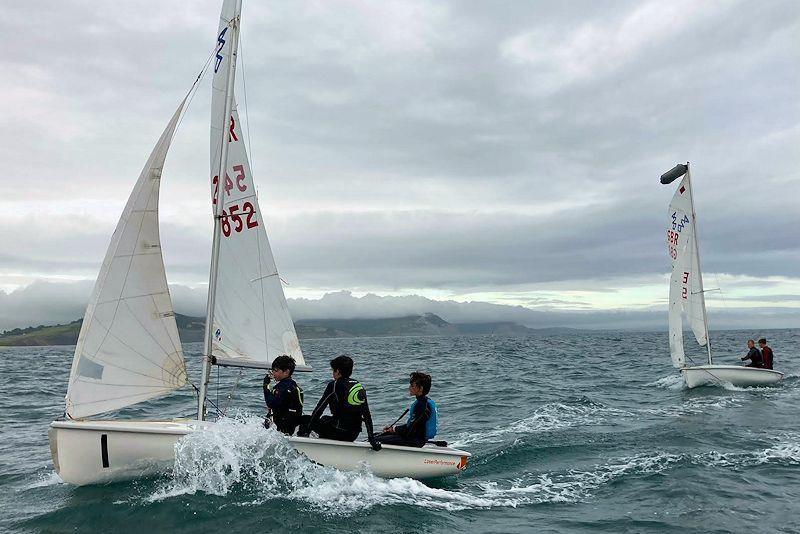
[
  {"x1": 660, "y1": 163, "x2": 784, "y2": 388},
  {"x1": 48, "y1": 0, "x2": 468, "y2": 487}
]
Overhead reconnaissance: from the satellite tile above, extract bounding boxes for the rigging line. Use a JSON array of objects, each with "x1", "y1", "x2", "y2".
[
  {"x1": 173, "y1": 39, "x2": 219, "y2": 137},
  {"x1": 191, "y1": 382, "x2": 222, "y2": 416},
  {"x1": 714, "y1": 272, "x2": 730, "y2": 310},
  {"x1": 239, "y1": 29, "x2": 256, "y2": 179},
  {"x1": 222, "y1": 369, "x2": 244, "y2": 415}
]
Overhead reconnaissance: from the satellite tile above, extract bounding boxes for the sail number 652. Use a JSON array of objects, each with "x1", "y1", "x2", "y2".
[{"x1": 221, "y1": 201, "x2": 259, "y2": 237}]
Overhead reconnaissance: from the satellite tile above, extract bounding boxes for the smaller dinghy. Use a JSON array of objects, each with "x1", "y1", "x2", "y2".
[
  {"x1": 660, "y1": 163, "x2": 784, "y2": 388},
  {"x1": 48, "y1": 0, "x2": 469, "y2": 487}
]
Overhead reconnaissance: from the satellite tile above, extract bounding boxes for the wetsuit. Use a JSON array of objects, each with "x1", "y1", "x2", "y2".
[
  {"x1": 263, "y1": 376, "x2": 303, "y2": 434},
  {"x1": 761, "y1": 346, "x2": 774, "y2": 370},
  {"x1": 742, "y1": 347, "x2": 763, "y2": 368},
  {"x1": 377, "y1": 395, "x2": 432, "y2": 448},
  {"x1": 298, "y1": 377, "x2": 377, "y2": 445}
]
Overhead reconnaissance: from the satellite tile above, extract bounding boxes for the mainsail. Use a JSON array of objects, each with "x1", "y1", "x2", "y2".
[
  {"x1": 666, "y1": 170, "x2": 709, "y2": 368},
  {"x1": 208, "y1": 0, "x2": 306, "y2": 370},
  {"x1": 65, "y1": 101, "x2": 188, "y2": 418}
]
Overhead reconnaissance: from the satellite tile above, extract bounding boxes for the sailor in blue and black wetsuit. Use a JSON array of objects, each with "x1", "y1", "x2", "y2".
[
  {"x1": 263, "y1": 355, "x2": 304, "y2": 435},
  {"x1": 297, "y1": 355, "x2": 381, "y2": 451},
  {"x1": 377, "y1": 371, "x2": 438, "y2": 448}
]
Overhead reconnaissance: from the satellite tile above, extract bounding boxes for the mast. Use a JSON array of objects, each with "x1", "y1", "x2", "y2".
[
  {"x1": 684, "y1": 162, "x2": 713, "y2": 365},
  {"x1": 198, "y1": 0, "x2": 242, "y2": 420}
]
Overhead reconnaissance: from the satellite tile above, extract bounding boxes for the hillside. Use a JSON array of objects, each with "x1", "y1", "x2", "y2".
[{"x1": 0, "y1": 313, "x2": 541, "y2": 346}]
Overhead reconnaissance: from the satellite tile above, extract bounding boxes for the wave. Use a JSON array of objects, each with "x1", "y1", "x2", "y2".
[
  {"x1": 21, "y1": 471, "x2": 63, "y2": 490},
  {"x1": 449, "y1": 401, "x2": 631, "y2": 448},
  {"x1": 147, "y1": 415, "x2": 515, "y2": 513},
  {"x1": 472, "y1": 435, "x2": 800, "y2": 505},
  {"x1": 146, "y1": 416, "x2": 800, "y2": 515},
  {"x1": 647, "y1": 374, "x2": 686, "y2": 390}
]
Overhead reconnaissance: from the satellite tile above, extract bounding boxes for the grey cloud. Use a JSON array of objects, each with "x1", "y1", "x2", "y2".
[
  {"x1": 1, "y1": 1, "x2": 798, "y2": 303},
  {"x1": 3, "y1": 282, "x2": 798, "y2": 334}
]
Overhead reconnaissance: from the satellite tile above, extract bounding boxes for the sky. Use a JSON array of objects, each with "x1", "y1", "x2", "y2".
[{"x1": 1, "y1": 0, "x2": 798, "y2": 331}]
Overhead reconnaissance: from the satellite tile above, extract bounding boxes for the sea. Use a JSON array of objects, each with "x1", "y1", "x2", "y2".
[{"x1": 1, "y1": 329, "x2": 799, "y2": 534}]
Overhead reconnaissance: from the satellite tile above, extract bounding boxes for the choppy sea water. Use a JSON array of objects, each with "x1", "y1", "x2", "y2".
[{"x1": 1, "y1": 329, "x2": 799, "y2": 533}]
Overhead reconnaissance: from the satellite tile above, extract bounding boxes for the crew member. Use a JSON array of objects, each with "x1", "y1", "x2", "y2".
[
  {"x1": 263, "y1": 355, "x2": 303, "y2": 434},
  {"x1": 759, "y1": 338, "x2": 774, "y2": 370},
  {"x1": 741, "y1": 339, "x2": 763, "y2": 368},
  {"x1": 377, "y1": 371, "x2": 439, "y2": 448},
  {"x1": 297, "y1": 355, "x2": 381, "y2": 451}
]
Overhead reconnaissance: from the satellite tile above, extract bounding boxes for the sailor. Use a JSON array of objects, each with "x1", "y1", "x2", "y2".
[
  {"x1": 759, "y1": 338, "x2": 774, "y2": 370},
  {"x1": 297, "y1": 355, "x2": 381, "y2": 451},
  {"x1": 741, "y1": 339, "x2": 764, "y2": 368},
  {"x1": 263, "y1": 355, "x2": 304, "y2": 435},
  {"x1": 377, "y1": 371, "x2": 438, "y2": 448}
]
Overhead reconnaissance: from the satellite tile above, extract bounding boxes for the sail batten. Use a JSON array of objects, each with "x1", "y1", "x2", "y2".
[{"x1": 65, "y1": 100, "x2": 188, "y2": 419}]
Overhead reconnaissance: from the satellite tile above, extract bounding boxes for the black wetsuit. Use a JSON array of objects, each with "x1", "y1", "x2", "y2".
[
  {"x1": 298, "y1": 377, "x2": 376, "y2": 444},
  {"x1": 377, "y1": 395, "x2": 431, "y2": 448},
  {"x1": 742, "y1": 347, "x2": 763, "y2": 368},
  {"x1": 263, "y1": 376, "x2": 303, "y2": 434}
]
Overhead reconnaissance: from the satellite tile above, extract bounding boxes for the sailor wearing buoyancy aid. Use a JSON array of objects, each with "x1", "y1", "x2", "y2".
[
  {"x1": 377, "y1": 371, "x2": 438, "y2": 448},
  {"x1": 263, "y1": 355, "x2": 304, "y2": 434},
  {"x1": 297, "y1": 355, "x2": 381, "y2": 451}
]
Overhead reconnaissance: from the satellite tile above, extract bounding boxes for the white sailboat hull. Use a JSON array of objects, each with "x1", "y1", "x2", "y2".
[
  {"x1": 681, "y1": 365, "x2": 784, "y2": 388},
  {"x1": 49, "y1": 420, "x2": 470, "y2": 486}
]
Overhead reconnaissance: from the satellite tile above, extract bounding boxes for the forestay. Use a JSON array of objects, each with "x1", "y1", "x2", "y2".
[
  {"x1": 209, "y1": 0, "x2": 306, "y2": 369},
  {"x1": 666, "y1": 174, "x2": 708, "y2": 368},
  {"x1": 65, "y1": 101, "x2": 188, "y2": 418}
]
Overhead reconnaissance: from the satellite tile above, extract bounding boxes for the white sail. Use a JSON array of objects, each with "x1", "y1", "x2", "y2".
[
  {"x1": 65, "y1": 101, "x2": 188, "y2": 418},
  {"x1": 666, "y1": 174, "x2": 708, "y2": 368},
  {"x1": 208, "y1": 0, "x2": 306, "y2": 369}
]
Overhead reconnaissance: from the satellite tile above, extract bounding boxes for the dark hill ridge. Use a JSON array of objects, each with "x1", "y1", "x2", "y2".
[{"x1": 0, "y1": 313, "x2": 555, "y2": 347}]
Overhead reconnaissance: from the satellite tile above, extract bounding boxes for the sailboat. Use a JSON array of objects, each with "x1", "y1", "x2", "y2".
[
  {"x1": 660, "y1": 163, "x2": 783, "y2": 388},
  {"x1": 48, "y1": 0, "x2": 469, "y2": 486}
]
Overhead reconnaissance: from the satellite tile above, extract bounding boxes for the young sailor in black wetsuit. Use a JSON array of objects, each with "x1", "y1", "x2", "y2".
[
  {"x1": 297, "y1": 355, "x2": 381, "y2": 451},
  {"x1": 263, "y1": 355, "x2": 304, "y2": 434},
  {"x1": 741, "y1": 339, "x2": 764, "y2": 368},
  {"x1": 376, "y1": 371, "x2": 439, "y2": 448}
]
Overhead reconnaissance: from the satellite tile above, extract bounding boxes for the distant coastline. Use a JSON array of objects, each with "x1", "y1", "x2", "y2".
[{"x1": 0, "y1": 313, "x2": 577, "y2": 347}]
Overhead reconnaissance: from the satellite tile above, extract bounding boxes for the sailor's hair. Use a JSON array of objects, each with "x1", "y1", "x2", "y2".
[
  {"x1": 330, "y1": 355, "x2": 354, "y2": 378},
  {"x1": 410, "y1": 371, "x2": 432, "y2": 395},
  {"x1": 271, "y1": 354, "x2": 296, "y2": 375},
  {"x1": 758, "y1": 338, "x2": 767, "y2": 344},
  {"x1": 747, "y1": 339, "x2": 755, "y2": 344}
]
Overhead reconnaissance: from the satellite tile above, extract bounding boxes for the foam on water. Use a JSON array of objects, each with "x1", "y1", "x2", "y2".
[
  {"x1": 148, "y1": 415, "x2": 521, "y2": 513},
  {"x1": 149, "y1": 414, "x2": 798, "y2": 513},
  {"x1": 647, "y1": 374, "x2": 686, "y2": 390},
  {"x1": 21, "y1": 471, "x2": 63, "y2": 490}
]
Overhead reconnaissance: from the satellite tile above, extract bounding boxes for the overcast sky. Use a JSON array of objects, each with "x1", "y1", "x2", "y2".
[{"x1": 1, "y1": 0, "x2": 798, "y2": 331}]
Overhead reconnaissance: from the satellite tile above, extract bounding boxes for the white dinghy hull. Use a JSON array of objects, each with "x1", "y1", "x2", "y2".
[
  {"x1": 681, "y1": 365, "x2": 784, "y2": 389},
  {"x1": 49, "y1": 420, "x2": 469, "y2": 486}
]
